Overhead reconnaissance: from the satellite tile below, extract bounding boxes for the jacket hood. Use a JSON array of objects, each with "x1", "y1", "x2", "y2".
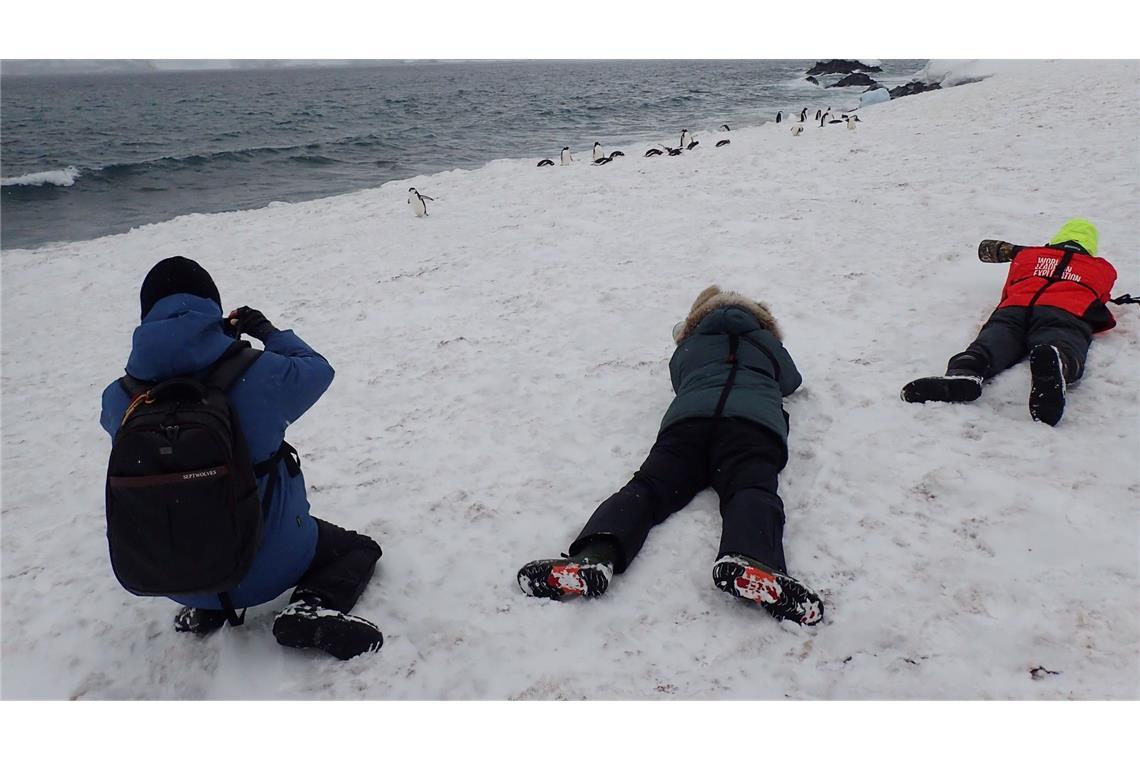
[
  {"x1": 675, "y1": 285, "x2": 782, "y2": 344},
  {"x1": 125, "y1": 293, "x2": 234, "y2": 381},
  {"x1": 1049, "y1": 218, "x2": 1098, "y2": 256}
]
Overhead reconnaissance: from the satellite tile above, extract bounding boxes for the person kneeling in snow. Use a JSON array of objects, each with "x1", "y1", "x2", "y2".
[
  {"x1": 100, "y1": 257, "x2": 384, "y2": 660},
  {"x1": 517, "y1": 286, "x2": 823, "y2": 626},
  {"x1": 901, "y1": 219, "x2": 1119, "y2": 426}
]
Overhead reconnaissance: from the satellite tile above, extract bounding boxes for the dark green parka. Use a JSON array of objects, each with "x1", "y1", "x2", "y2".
[{"x1": 660, "y1": 287, "x2": 802, "y2": 463}]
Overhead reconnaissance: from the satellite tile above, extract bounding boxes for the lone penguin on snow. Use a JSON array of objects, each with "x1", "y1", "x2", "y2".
[
  {"x1": 715, "y1": 139, "x2": 731, "y2": 148},
  {"x1": 408, "y1": 187, "x2": 434, "y2": 217},
  {"x1": 720, "y1": 124, "x2": 731, "y2": 131},
  {"x1": 560, "y1": 147, "x2": 573, "y2": 166},
  {"x1": 592, "y1": 141, "x2": 604, "y2": 161},
  {"x1": 537, "y1": 159, "x2": 555, "y2": 167},
  {"x1": 776, "y1": 111, "x2": 783, "y2": 124}
]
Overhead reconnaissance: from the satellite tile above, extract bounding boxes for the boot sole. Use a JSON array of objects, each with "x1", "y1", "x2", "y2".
[
  {"x1": 517, "y1": 560, "x2": 612, "y2": 600},
  {"x1": 1029, "y1": 345, "x2": 1066, "y2": 426},
  {"x1": 713, "y1": 558, "x2": 824, "y2": 626},
  {"x1": 272, "y1": 611, "x2": 383, "y2": 660},
  {"x1": 901, "y1": 375, "x2": 982, "y2": 404}
]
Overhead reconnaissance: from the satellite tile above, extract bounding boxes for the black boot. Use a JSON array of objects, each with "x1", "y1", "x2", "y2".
[
  {"x1": 517, "y1": 537, "x2": 619, "y2": 600},
  {"x1": 272, "y1": 593, "x2": 383, "y2": 660},
  {"x1": 900, "y1": 371, "x2": 983, "y2": 404},
  {"x1": 712, "y1": 554, "x2": 824, "y2": 626},
  {"x1": 173, "y1": 606, "x2": 228, "y2": 636},
  {"x1": 1028, "y1": 344, "x2": 1068, "y2": 426}
]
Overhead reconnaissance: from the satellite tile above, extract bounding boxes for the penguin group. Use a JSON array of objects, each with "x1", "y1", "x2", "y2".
[{"x1": 421, "y1": 101, "x2": 865, "y2": 218}]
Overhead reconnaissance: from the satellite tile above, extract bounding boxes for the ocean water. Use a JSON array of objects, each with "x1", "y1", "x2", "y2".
[{"x1": 1, "y1": 60, "x2": 925, "y2": 250}]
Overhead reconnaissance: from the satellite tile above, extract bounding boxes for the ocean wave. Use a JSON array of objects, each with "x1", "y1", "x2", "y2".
[{"x1": 1, "y1": 166, "x2": 81, "y2": 188}]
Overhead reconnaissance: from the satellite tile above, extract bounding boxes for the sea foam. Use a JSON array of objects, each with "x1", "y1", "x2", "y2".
[{"x1": 1, "y1": 166, "x2": 81, "y2": 188}]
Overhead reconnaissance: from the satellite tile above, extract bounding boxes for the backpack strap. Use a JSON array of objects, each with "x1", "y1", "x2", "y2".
[
  {"x1": 217, "y1": 591, "x2": 246, "y2": 627},
  {"x1": 204, "y1": 340, "x2": 262, "y2": 391}
]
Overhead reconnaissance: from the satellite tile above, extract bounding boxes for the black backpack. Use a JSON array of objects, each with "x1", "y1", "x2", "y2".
[{"x1": 106, "y1": 340, "x2": 267, "y2": 624}]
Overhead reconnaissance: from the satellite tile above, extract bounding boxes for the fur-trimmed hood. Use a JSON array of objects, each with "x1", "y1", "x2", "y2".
[{"x1": 674, "y1": 285, "x2": 782, "y2": 344}]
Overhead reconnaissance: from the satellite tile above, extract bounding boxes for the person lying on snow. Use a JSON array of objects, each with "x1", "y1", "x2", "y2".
[
  {"x1": 517, "y1": 286, "x2": 824, "y2": 626},
  {"x1": 901, "y1": 219, "x2": 1119, "y2": 426},
  {"x1": 100, "y1": 256, "x2": 383, "y2": 660}
]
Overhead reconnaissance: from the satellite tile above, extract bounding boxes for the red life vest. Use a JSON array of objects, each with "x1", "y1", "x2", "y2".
[{"x1": 997, "y1": 245, "x2": 1118, "y2": 332}]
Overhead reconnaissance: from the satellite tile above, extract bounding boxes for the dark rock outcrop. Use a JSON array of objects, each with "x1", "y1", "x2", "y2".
[
  {"x1": 828, "y1": 72, "x2": 879, "y2": 89},
  {"x1": 806, "y1": 75, "x2": 819, "y2": 85},
  {"x1": 806, "y1": 59, "x2": 882, "y2": 76},
  {"x1": 888, "y1": 80, "x2": 943, "y2": 99}
]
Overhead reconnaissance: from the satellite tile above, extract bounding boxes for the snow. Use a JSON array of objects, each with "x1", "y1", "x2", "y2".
[
  {"x1": 0, "y1": 166, "x2": 81, "y2": 188},
  {"x1": 2, "y1": 60, "x2": 1138, "y2": 700},
  {"x1": 914, "y1": 59, "x2": 1051, "y2": 88}
]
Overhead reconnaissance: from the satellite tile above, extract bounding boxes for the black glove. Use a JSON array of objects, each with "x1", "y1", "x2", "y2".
[{"x1": 226, "y1": 306, "x2": 279, "y2": 343}]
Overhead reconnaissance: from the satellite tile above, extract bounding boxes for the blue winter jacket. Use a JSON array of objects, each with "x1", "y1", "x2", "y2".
[{"x1": 100, "y1": 293, "x2": 334, "y2": 609}]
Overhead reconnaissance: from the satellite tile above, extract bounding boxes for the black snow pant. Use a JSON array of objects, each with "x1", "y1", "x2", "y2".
[
  {"x1": 568, "y1": 417, "x2": 789, "y2": 574},
  {"x1": 291, "y1": 519, "x2": 382, "y2": 613},
  {"x1": 947, "y1": 305, "x2": 1092, "y2": 381}
]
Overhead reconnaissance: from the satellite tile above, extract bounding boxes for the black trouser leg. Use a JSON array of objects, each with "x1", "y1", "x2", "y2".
[
  {"x1": 950, "y1": 307, "x2": 1029, "y2": 379},
  {"x1": 1027, "y1": 305, "x2": 1092, "y2": 381},
  {"x1": 569, "y1": 419, "x2": 713, "y2": 573},
  {"x1": 292, "y1": 519, "x2": 382, "y2": 614},
  {"x1": 709, "y1": 419, "x2": 788, "y2": 573}
]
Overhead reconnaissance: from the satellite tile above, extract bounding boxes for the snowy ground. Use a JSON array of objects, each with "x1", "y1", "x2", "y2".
[{"x1": 2, "y1": 59, "x2": 1138, "y2": 700}]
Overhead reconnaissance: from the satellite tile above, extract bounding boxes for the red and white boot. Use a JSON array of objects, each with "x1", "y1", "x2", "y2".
[{"x1": 713, "y1": 554, "x2": 824, "y2": 626}]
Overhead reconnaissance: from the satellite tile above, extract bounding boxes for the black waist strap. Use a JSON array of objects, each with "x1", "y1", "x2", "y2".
[
  {"x1": 252, "y1": 441, "x2": 301, "y2": 518},
  {"x1": 254, "y1": 441, "x2": 300, "y2": 478}
]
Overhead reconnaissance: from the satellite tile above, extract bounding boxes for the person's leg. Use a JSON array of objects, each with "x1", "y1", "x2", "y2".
[
  {"x1": 951, "y1": 306, "x2": 1031, "y2": 379},
  {"x1": 568, "y1": 418, "x2": 713, "y2": 572},
  {"x1": 708, "y1": 420, "x2": 823, "y2": 626},
  {"x1": 290, "y1": 519, "x2": 383, "y2": 613},
  {"x1": 518, "y1": 418, "x2": 713, "y2": 599},
  {"x1": 1027, "y1": 306, "x2": 1092, "y2": 381},
  {"x1": 1025, "y1": 306, "x2": 1093, "y2": 425},
  {"x1": 902, "y1": 307, "x2": 1029, "y2": 404},
  {"x1": 273, "y1": 519, "x2": 384, "y2": 660},
  {"x1": 708, "y1": 421, "x2": 787, "y2": 572}
]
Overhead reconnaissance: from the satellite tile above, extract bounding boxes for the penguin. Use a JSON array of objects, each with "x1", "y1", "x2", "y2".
[
  {"x1": 592, "y1": 141, "x2": 604, "y2": 161},
  {"x1": 815, "y1": 109, "x2": 821, "y2": 121},
  {"x1": 715, "y1": 139, "x2": 731, "y2": 147},
  {"x1": 799, "y1": 108, "x2": 807, "y2": 122},
  {"x1": 685, "y1": 139, "x2": 699, "y2": 150},
  {"x1": 661, "y1": 144, "x2": 683, "y2": 156},
  {"x1": 828, "y1": 119, "x2": 843, "y2": 124},
  {"x1": 776, "y1": 111, "x2": 783, "y2": 124},
  {"x1": 537, "y1": 159, "x2": 554, "y2": 167},
  {"x1": 680, "y1": 129, "x2": 691, "y2": 148},
  {"x1": 609, "y1": 151, "x2": 625, "y2": 158},
  {"x1": 720, "y1": 123, "x2": 731, "y2": 131},
  {"x1": 560, "y1": 147, "x2": 573, "y2": 165},
  {"x1": 847, "y1": 118, "x2": 856, "y2": 130},
  {"x1": 593, "y1": 156, "x2": 612, "y2": 165},
  {"x1": 791, "y1": 125, "x2": 803, "y2": 136},
  {"x1": 408, "y1": 187, "x2": 434, "y2": 217},
  {"x1": 822, "y1": 108, "x2": 831, "y2": 122},
  {"x1": 644, "y1": 147, "x2": 664, "y2": 157}
]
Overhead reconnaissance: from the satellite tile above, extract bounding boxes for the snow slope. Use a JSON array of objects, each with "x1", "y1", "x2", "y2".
[{"x1": 2, "y1": 59, "x2": 1138, "y2": 700}]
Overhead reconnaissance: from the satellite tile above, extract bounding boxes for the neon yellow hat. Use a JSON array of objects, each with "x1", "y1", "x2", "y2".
[{"x1": 1048, "y1": 218, "x2": 1098, "y2": 256}]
